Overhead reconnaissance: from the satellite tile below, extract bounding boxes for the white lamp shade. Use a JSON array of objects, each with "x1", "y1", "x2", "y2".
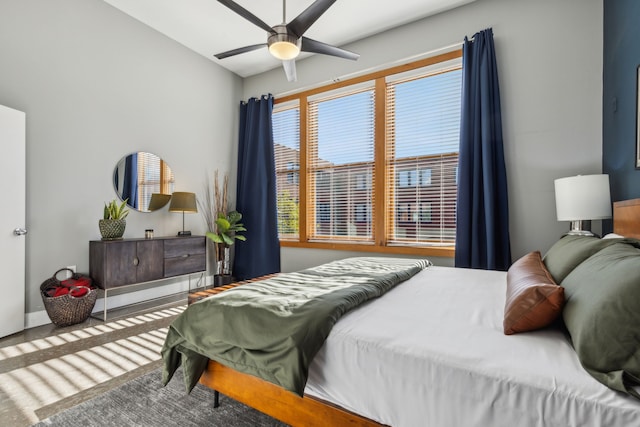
[{"x1": 554, "y1": 174, "x2": 612, "y2": 221}]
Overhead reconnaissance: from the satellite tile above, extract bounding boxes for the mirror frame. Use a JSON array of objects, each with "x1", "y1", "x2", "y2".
[{"x1": 113, "y1": 152, "x2": 175, "y2": 213}]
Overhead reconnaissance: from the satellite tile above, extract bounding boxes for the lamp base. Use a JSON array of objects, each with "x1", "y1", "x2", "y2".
[
  {"x1": 566, "y1": 229, "x2": 595, "y2": 236},
  {"x1": 177, "y1": 230, "x2": 192, "y2": 237},
  {"x1": 567, "y1": 220, "x2": 594, "y2": 236}
]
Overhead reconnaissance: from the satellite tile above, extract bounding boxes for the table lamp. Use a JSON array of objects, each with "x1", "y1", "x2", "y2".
[
  {"x1": 169, "y1": 192, "x2": 197, "y2": 236},
  {"x1": 554, "y1": 174, "x2": 611, "y2": 236},
  {"x1": 147, "y1": 193, "x2": 171, "y2": 212}
]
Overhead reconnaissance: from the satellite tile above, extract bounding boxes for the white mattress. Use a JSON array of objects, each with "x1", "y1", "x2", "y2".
[{"x1": 304, "y1": 266, "x2": 640, "y2": 427}]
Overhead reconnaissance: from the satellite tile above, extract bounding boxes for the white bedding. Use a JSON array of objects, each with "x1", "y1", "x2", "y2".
[{"x1": 304, "y1": 266, "x2": 640, "y2": 427}]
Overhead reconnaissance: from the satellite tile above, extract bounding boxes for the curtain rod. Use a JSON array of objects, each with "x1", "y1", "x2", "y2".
[{"x1": 272, "y1": 40, "x2": 465, "y2": 99}]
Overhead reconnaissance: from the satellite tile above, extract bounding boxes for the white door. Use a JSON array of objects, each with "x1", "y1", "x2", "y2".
[{"x1": 0, "y1": 105, "x2": 26, "y2": 338}]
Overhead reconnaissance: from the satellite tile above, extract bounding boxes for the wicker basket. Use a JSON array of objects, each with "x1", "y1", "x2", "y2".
[{"x1": 40, "y1": 268, "x2": 98, "y2": 327}]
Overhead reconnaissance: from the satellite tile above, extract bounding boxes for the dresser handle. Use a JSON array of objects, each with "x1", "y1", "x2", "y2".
[
  {"x1": 182, "y1": 254, "x2": 190, "y2": 258},
  {"x1": 133, "y1": 257, "x2": 139, "y2": 266}
]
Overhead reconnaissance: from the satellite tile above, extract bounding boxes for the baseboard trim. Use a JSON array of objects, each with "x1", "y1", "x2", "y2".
[{"x1": 25, "y1": 275, "x2": 205, "y2": 329}]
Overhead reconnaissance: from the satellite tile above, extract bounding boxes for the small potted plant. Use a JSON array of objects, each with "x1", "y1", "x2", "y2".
[
  {"x1": 99, "y1": 199, "x2": 130, "y2": 240},
  {"x1": 199, "y1": 171, "x2": 247, "y2": 286},
  {"x1": 206, "y1": 210, "x2": 246, "y2": 285}
]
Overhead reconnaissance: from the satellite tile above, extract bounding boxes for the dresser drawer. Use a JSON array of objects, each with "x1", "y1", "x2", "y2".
[
  {"x1": 163, "y1": 236, "x2": 206, "y2": 277},
  {"x1": 164, "y1": 237, "x2": 206, "y2": 258},
  {"x1": 165, "y1": 253, "x2": 206, "y2": 277}
]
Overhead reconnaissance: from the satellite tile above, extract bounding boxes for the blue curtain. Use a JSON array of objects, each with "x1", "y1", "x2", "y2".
[
  {"x1": 455, "y1": 28, "x2": 511, "y2": 271},
  {"x1": 122, "y1": 153, "x2": 138, "y2": 209},
  {"x1": 233, "y1": 94, "x2": 281, "y2": 280}
]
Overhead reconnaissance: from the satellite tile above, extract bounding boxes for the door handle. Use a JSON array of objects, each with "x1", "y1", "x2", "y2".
[{"x1": 13, "y1": 228, "x2": 27, "y2": 236}]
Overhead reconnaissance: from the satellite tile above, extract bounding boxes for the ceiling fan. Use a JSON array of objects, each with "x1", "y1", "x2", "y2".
[{"x1": 214, "y1": 0, "x2": 360, "y2": 82}]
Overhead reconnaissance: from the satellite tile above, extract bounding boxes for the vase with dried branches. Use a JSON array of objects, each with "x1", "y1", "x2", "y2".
[{"x1": 199, "y1": 171, "x2": 246, "y2": 286}]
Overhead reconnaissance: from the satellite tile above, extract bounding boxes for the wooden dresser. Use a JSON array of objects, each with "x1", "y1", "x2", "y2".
[{"x1": 90, "y1": 235, "x2": 206, "y2": 320}]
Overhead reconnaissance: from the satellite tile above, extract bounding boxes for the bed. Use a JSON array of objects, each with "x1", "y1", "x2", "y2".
[{"x1": 163, "y1": 199, "x2": 640, "y2": 426}]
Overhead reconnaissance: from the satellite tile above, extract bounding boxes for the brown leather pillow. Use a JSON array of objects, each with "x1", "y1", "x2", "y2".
[{"x1": 503, "y1": 251, "x2": 565, "y2": 335}]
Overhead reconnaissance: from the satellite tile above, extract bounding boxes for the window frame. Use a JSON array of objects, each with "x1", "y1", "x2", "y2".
[{"x1": 274, "y1": 50, "x2": 462, "y2": 258}]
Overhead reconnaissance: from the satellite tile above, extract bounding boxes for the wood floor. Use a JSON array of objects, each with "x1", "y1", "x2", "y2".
[{"x1": 0, "y1": 296, "x2": 187, "y2": 426}]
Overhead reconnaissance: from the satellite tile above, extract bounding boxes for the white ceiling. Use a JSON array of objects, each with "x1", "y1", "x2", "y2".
[{"x1": 102, "y1": 0, "x2": 475, "y2": 78}]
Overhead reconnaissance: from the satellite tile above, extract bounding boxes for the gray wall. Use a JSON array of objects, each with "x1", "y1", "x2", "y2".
[
  {"x1": 244, "y1": 0, "x2": 604, "y2": 272},
  {"x1": 0, "y1": 0, "x2": 242, "y2": 323}
]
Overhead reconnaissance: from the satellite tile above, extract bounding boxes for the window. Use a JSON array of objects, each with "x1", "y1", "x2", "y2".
[
  {"x1": 317, "y1": 202, "x2": 330, "y2": 222},
  {"x1": 273, "y1": 50, "x2": 462, "y2": 256},
  {"x1": 397, "y1": 203, "x2": 412, "y2": 222},
  {"x1": 354, "y1": 203, "x2": 371, "y2": 222},
  {"x1": 398, "y1": 170, "x2": 417, "y2": 187},
  {"x1": 386, "y1": 66, "x2": 461, "y2": 246},
  {"x1": 308, "y1": 85, "x2": 375, "y2": 241},
  {"x1": 419, "y1": 169, "x2": 432, "y2": 186},
  {"x1": 137, "y1": 152, "x2": 174, "y2": 210},
  {"x1": 286, "y1": 162, "x2": 299, "y2": 184},
  {"x1": 273, "y1": 102, "x2": 300, "y2": 239},
  {"x1": 355, "y1": 173, "x2": 370, "y2": 190},
  {"x1": 419, "y1": 202, "x2": 432, "y2": 223}
]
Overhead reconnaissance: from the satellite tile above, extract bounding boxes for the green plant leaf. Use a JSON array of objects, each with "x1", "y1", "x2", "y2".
[
  {"x1": 118, "y1": 199, "x2": 130, "y2": 219},
  {"x1": 222, "y1": 233, "x2": 234, "y2": 246},
  {"x1": 228, "y1": 211, "x2": 242, "y2": 224},
  {"x1": 215, "y1": 217, "x2": 231, "y2": 232},
  {"x1": 206, "y1": 232, "x2": 223, "y2": 244},
  {"x1": 103, "y1": 198, "x2": 130, "y2": 219},
  {"x1": 234, "y1": 235, "x2": 247, "y2": 241}
]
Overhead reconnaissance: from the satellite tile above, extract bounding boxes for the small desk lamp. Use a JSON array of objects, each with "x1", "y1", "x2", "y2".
[
  {"x1": 169, "y1": 192, "x2": 197, "y2": 236},
  {"x1": 554, "y1": 174, "x2": 612, "y2": 236}
]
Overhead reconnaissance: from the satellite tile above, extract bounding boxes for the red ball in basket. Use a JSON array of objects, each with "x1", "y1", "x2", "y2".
[
  {"x1": 40, "y1": 268, "x2": 97, "y2": 327},
  {"x1": 43, "y1": 270, "x2": 93, "y2": 298},
  {"x1": 60, "y1": 276, "x2": 92, "y2": 297}
]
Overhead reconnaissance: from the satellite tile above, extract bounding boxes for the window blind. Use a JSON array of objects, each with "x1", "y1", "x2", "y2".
[
  {"x1": 271, "y1": 50, "x2": 463, "y2": 252},
  {"x1": 137, "y1": 152, "x2": 174, "y2": 211},
  {"x1": 385, "y1": 66, "x2": 462, "y2": 246},
  {"x1": 273, "y1": 102, "x2": 301, "y2": 239},
  {"x1": 307, "y1": 84, "x2": 376, "y2": 243}
]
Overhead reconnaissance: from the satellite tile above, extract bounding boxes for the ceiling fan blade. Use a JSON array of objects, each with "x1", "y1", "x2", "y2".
[
  {"x1": 214, "y1": 43, "x2": 267, "y2": 60},
  {"x1": 283, "y1": 59, "x2": 297, "y2": 82},
  {"x1": 301, "y1": 37, "x2": 359, "y2": 60},
  {"x1": 287, "y1": 0, "x2": 336, "y2": 38},
  {"x1": 217, "y1": 0, "x2": 275, "y2": 34}
]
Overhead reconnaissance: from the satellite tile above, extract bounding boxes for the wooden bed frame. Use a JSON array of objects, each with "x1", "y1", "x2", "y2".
[
  {"x1": 191, "y1": 198, "x2": 640, "y2": 427},
  {"x1": 613, "y1": 198, "x2": 640, "y2": 238},
  {"x1": 199, "y1": 362, "x2": 383, "y2": 426},
  {"x1": 189, "y1": 275, "x2": 384, "y2": 426}
]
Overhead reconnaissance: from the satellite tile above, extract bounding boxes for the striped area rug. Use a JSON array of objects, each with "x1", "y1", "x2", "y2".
[
  {"x1": 0, "y1": 305, "x2": 185, "y2": 426},
  {"x1": 32, "y1": 366, "x2": 286, "y2": 427}
]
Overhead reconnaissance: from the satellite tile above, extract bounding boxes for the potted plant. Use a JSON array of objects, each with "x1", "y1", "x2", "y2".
[
  {"x1": 199, "y1": 171, "x2": 247, "y2": 286},
  {"x1": 206, "y1": 210, "x2": 246, "y2": 284},
  {"x1": 99, "y1": 199, "x2": 130, "y2": 240}
]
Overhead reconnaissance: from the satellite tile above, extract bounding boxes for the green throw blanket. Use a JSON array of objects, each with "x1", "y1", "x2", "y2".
[{"x1": 162, "y1": 257, "x2": 431, "y2": 396}]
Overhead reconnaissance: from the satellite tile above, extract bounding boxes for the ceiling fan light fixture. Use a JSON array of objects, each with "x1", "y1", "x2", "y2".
[
  {"x1": 268, "y1": 41, "x2": 300, "y2": 60},
  {"x1": 215, "y1": 0, "x2": 359, "y2": 80},
  {"x1": 268, "y1": 25, "x2": 300, "y2": 60}
]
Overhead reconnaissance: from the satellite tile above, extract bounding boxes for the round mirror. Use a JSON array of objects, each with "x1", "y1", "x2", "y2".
[{"x1": 113, "y1": 152, "x2": 175, "y2": 212}]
